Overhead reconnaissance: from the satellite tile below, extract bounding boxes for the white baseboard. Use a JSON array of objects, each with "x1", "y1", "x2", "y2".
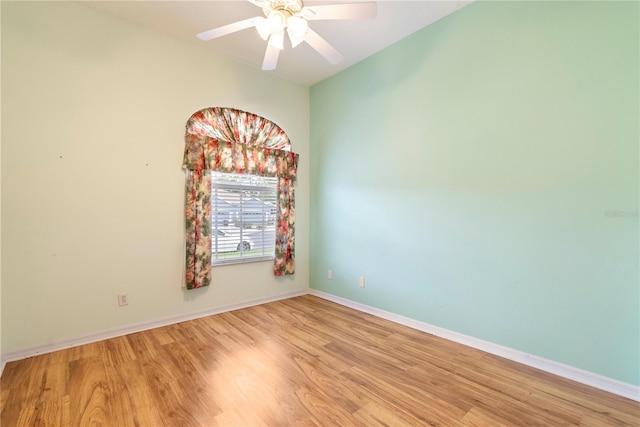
[
  {"x1": 0, "y1": 290, "x2": 307, "y2": 369},
  {"x1": 309, "y1": 289, "x2": 640, "y2": 402},
  {"x1": 3, "y1": 288, "x2": 638, "y2": 403}
]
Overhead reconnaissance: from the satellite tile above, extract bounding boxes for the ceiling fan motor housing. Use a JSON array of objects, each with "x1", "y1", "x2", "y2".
[{"x1": 261, "y1": 0, "x2": 304, "y2": 16}]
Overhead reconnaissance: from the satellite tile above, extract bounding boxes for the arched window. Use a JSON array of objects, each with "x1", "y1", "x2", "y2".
[{"x1": 182, "y1": 107, "x2": 299, "y2": 289}]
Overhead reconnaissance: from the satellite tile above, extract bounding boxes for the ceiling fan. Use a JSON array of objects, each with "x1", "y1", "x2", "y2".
[{"x1": 197, "y1": 0, "x2": 377, "y2": 71}]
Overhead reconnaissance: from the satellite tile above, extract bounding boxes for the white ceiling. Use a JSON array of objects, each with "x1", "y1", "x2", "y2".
[{"x1": 82, "y1": 0, "x2": 471, "y2": 86}]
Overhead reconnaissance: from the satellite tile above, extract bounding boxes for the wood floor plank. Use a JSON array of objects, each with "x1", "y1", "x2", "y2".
[
  {"x1": 341, "y1": 364, "x2": 470, "y2": 426},
  {"x1": 67, "y1": 356, "x2": 111, "y2": 426},
  {"x1": 30, "y1": 398, "x2": 68, "y2": 427},
  {"x1": 66, "y1": 341, "x2": 102, "y2": 363},
  {"x1": 353, "y1": 400, "x2": 430, "y2": 427},
  {"x1": 1, "y1": 295, "x2": 638, "y2": 426},
  {"x1": 460, "y1": 406, "x2": 515, "y2": 427},
  {"x1": 60, "y1": 395, "x2": 71, "y2": 427},
  {"x1": 126, "y1": 329, "x2": 163, "y2": 360},
  {"x1": 402, "y1": 343, "x2": 594, "y2": 426},
  {"x1": 294, "y1": 386, "x2": 361, "y2": 426},
  {"x1": 99, "y1": 336, "x2": 137, "y2": 368},
  {"x1": 292, "y1": 354, "x2": 371, "y2": 415}
]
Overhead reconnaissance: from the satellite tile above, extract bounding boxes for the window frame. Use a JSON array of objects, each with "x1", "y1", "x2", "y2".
[{"x1": 210, "y1": 171, "x2": 278, "y2": 266}]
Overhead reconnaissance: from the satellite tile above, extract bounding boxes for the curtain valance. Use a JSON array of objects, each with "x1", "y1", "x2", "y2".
[
  {"x1": 182, "y1": 133, "x2": 298, "y2": 180},
  {"x1": 185, "y1": 107, "x2": 291, "y2": 150}
]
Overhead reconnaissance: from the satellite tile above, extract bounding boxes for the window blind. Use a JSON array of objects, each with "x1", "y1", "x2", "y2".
[{"x1": 211, "y1": 171, "x2": 277, "y2": 265}]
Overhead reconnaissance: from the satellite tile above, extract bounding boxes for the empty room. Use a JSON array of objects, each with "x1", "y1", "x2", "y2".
[{"x1": 1, "y1": 0, "x2": 638, "y2": 425}]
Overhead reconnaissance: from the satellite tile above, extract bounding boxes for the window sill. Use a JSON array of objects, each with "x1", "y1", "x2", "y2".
[{"x1": 212, "y1": 255, "x2": 275, "y2": 266}]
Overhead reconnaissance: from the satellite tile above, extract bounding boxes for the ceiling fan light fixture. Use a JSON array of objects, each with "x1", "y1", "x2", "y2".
[
  {"x1": 287, "y1": 15, "x2": 308, "y2": 47},
  {"x1": 267, "y1": 10, "x2": 288, "y2": 33},
  {"x1": 268, "y1": 30, "x2": 285, "y2": 50},
  {"x1": 255, "y1": 17, "x2": 271, "y2": 40},
  {"x1": 197, "y1": 0, "x2": 377, "y2": 71}
]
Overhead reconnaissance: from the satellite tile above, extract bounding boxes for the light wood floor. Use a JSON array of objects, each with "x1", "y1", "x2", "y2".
[{"x1": 1, "y1": 295, "x2": 638, "y2": 426}]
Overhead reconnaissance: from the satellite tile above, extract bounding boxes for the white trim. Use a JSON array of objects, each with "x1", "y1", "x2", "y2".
[
  {"x1": 3, "y1": 287, "x2": 638, "y2": 402},
  {"x1": 0, "y1": 290, "x2": 307, "y2": 367},
  {"x1": 309, "y1": 289, "x2": 640, "y2": 402}
]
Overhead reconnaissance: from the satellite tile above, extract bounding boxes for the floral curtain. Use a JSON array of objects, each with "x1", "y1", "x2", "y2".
[{"x1": 183, "y1": 107, "x2": 299, "y2": 290}]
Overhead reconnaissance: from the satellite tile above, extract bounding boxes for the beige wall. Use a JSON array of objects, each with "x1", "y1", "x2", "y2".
[
  {"x1": 1, "y1": 1, "x2": 310, "y2": 354},
  {"x1": 0, "y1": 0, "x2": 3, "y2": 363}
]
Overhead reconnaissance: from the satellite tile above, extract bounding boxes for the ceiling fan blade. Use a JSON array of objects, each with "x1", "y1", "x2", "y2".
[
  {"x1": 304, "y1": 28, "x2": 343, "y2": 64},
  {"x1": 303, "y1": 2, "x2": 377, "y2": 20},
  {"x1": 247, "y1": 0, "x2": 268, "y2": 8},
  {"x1": 197, "y1": 17, "x2": 259, "y2": 41},
  {"x1": 262, "y1": 43, "x2": 281, "y2": 70}
]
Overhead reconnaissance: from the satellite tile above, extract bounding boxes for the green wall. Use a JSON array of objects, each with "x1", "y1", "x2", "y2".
[{"x1": 310, "y1": 1, "x2": 639, "y2": 386}]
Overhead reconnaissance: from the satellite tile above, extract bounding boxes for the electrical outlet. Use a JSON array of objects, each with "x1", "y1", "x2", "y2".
[
  {"x1": 118, "y1": 293, "x2": 128, "y2": 307},
  {"x1": 359, "y1": 277, "x2": 365, "y2": 288},
  {"x1": 328, "y1": 270, "x2": 333, "y2": 280}
]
